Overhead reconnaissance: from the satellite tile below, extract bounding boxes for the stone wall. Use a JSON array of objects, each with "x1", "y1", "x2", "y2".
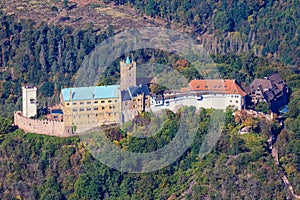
[{"x1": 14, "y1": 111, "x2": 73, "y2": 137}]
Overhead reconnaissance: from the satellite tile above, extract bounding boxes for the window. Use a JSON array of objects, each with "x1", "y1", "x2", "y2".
[
  {"x1": 80, "y1": 102, "x2": 84, "y2": 105},
  {"x1": 101, "y1": 100, "x2": 105, "y2": 103},
  {"x1": 236, "y1": 101, "x2": 238, "y2": 103},
  {"x1": 87, "y1": 102, "x2": 91, "y2": 104},
  {"x1": 115, "y1": 100, "x2": 118, "y2": 102},
  {"x1": 72, "y1": 109, "x2": 77, "y2": 112},
  {"x1": 102, "y1": 107, "x2": 105, "y2": 110},
  {"x1": 94, "y1": 107, "x2": 98, "y2": 111},
  {"x1": 72, "y1": 102, "x2": 77, "y2": 105},
  {"x1": 94, "y1": 101, "x2": 98, "y2": 104},
  {"x1": 80, "y1": 108, "x2": 84, "y2": 112},
  {"x1": 108, "y1": 100, "x2": 112, "y2": 103},
  {"x1": 87, "y1": 108, "x2": 91, "y2": 111},
  {"x1": 66, "y1": 103, "x2": 70, "y2": 106}
]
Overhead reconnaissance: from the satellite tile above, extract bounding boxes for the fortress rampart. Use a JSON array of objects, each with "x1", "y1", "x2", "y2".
[{"x1": 14, "y1": 111, "x2": 73, "y2": 137}]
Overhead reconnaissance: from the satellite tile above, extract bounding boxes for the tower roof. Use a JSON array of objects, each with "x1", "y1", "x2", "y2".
[{"x1": 126, "y1": 57, "x2": 131, "y2": 64}]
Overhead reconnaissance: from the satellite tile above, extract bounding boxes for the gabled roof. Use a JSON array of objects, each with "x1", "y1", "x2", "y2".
[
  {"x1": 188, "y1": 79, "x2": 247, "y2": 96},
  {"x1": 121, "y1": 90, "x2": 131, "y2": 101},
  {"x1": 247, "y1": 73, "x2": 287, "y2": 102},
  {"x1": 129, "y1": 85, "x2": 150, "y2": 97},
  {"x1": 250, "y1": 79, "x2": 272, "y2": 92},
  {"x1": 136, "y1": 77, "x2": 155, "y2": 85},
  {"x1": 121, "y1": 84, "x2": 150, "y2": 101},
  {"x1": 61, "y1": 85, "x2": 120, "y2": 102},
  {"x1": 269, "y1": 73, "x2": 284, "y2": 85}
]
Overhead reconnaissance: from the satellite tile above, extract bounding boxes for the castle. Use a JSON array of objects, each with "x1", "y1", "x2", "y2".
[{"x1": 15, "y1": 57, "x2": 249, "y2": 136}]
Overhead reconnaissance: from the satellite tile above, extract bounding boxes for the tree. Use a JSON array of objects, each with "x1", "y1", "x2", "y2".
[
  {"x1": 41, "y1": 82, "x2": 54, "y2": 97},
  {"x1": 0, "y1": 117, "x2": 13, "y2": 134},
  {"x1": 256, "y1": 101, "x2": 269, "y2": 114}
]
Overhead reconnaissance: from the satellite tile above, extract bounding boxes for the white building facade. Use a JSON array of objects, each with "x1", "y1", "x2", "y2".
[
  {"x1": 22, "y1": 85, "x2": 38, "y2": 118},
  {"x1": 150, "y1": 79, "x2": 246, "y2": 113}
]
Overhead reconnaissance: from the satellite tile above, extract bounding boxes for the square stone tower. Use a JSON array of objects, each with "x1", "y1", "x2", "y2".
[
  {"x1": 120, "y1": 57, "x2": 136, "y2": 90},
  {"x1": 22, "y1": 85, "x2": 37, "y2": 118}
]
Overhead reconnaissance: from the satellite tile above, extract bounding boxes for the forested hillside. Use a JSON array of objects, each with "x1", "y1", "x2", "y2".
[
  {"x1": 0, "y1": 0, "x2": 299, "y2": 199},
  {"x1": 0, "y1": 12, "x2": 114, "y2": 118},
  {"x1": 108, "y1": 0, "x2": 300, "y2": 65},
  {"x1": 0, "y1": 108, "x2": 293, "y2": 199}
]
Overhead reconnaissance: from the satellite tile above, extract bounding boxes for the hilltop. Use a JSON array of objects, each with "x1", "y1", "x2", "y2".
[{"x1": 0, "y1": 0, "x2": 165, "y2": 32}]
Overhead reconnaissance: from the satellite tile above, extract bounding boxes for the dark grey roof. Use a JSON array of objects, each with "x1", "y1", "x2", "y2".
[
  {"x1": 248, "y1": 73, "x2": 286, "y2": 103},
  {"x1": 263, "y1": 90, "x2": 275, "y2": 103},
  {"x1": 121, "y1": 90, "x2": 131, "y2": 101},
  {"x1": 269, "y1": 73, "x2": 284, "y2": 85},
  {"x1": 136, "y1": 77, "x2": 154, "y2": 85},
  {"x1": 129, "y1": 85, "x2": 150, "y2": 97},
  {"x1": 122, "y1": 84, "x2": 150, "y2": 101},
  {"x1": 25, "y1": 84, "x2": 35, "y2": 89},
  {"x1": 244, "y1": 86, "x2": 251, "y2": 94}
]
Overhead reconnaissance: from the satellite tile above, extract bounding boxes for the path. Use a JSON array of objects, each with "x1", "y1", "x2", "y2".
[{"x1": 271, "y1": 146, "x2": 300, "y2": 199}]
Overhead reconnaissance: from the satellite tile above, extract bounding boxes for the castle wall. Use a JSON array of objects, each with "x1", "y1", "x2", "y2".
[{"x1": 14, "y1": 111, "x2": 72, "y2": 137}]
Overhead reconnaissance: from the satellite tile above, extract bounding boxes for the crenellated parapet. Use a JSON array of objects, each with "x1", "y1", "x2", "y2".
[{"x1": 14, "y1": 111, "x2": 73, "y2": 137}]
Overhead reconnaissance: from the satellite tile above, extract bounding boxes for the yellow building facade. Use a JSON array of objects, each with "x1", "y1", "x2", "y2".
[{"x1": 60, "y1": 85, "x2": 121, "y2": 133}]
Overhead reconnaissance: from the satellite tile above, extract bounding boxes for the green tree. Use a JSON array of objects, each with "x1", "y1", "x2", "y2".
[
  {"x1": 41, "y1": 82, "x2": 54, "y2": 97},
  {"x1": 0, "y1": 117, "x2": 13, "y2": 134},
  {"x1": 256, "y1": 101, "x2": 269, "y2": 114}
]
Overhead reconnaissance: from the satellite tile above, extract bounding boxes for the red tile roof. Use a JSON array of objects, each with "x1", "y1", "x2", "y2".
[{"x1": 188, "y1": 79, "x2": 247, "y2": 96}]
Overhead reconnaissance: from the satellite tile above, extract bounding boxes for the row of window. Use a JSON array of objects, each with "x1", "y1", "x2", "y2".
[
  {"x1": 72, "y1": 106, "x2": 117, "y2": 112},
  {"x1": 66, "y1": 99, "x2": 118, "y2": 106},
  {"x1": 68, "y1": 112, "x2": 118, "y2": 118}
]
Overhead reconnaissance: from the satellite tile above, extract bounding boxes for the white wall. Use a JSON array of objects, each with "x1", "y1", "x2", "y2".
[
  {"x1": 22, "y1": 86, "x2": 37, "y2": 118},
  {"x1": 150, "y1": 93, "x2": 243, "y2": 113}
]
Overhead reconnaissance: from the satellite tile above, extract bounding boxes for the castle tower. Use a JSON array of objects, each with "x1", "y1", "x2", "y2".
[
  {"x1": 22, "y1": 85, "x2": 37, "y2": 118},
  {"x1": 120, "y1": 57, "x2": 136, "y2": 90}
]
